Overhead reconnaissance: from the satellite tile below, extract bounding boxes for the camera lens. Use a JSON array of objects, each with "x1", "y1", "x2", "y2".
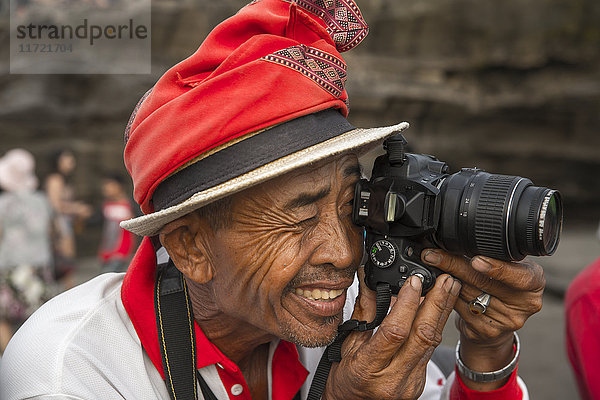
[
  {"x1": 542, "y1": 192, "x2": 561, "y2": 252},
  {"x1": 436, "y1": 170, "x2": 563, "y2": 261},
  {"x1": 516, "y1": 187, "x2": 562, "y2": 257}
]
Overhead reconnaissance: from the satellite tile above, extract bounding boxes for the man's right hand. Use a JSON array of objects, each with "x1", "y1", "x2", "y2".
[{"x1": 324, "y1": 270, "x2": 461, "y2": 400}]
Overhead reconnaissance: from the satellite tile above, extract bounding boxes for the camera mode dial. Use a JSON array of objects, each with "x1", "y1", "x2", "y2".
[{"x1": 370, "y1": 239, "x2": 397, "y2": 268}]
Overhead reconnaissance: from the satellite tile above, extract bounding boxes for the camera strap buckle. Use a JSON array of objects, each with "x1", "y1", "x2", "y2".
[{"x1": 338, "y1": 319, "x2": 369, "y2": 332}]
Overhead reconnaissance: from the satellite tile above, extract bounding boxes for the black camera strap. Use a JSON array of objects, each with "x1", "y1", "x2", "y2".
[
  {"x1": 155, "y1": 260, "x2": 199, "y2": 400},
  {"x1": 306, "y1": 282, "x2": 392, "y2": 400}
]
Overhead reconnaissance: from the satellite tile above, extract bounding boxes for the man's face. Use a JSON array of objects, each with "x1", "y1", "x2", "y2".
[{"x1": 206, "y1": 154, "x2": 363, "y2": 347}]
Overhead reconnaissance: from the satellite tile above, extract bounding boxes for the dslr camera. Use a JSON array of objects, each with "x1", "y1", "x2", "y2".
[{"x1": 352, "y1": 133, "x2": 563, "y2": 294}]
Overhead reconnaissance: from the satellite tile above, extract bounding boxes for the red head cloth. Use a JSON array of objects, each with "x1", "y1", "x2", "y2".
[{"x1": 124, "y1": 0, "x2": 368, "y2": 215}]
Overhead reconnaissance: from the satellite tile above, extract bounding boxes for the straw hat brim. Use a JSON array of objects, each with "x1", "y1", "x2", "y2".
[{"x1": 121, "y1": 122, "x2": 409, "y2": 237}]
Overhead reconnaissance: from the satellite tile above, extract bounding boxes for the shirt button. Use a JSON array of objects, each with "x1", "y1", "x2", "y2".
[{"x1": 231, "y1": 384, "x2": 244, "y2": 396}]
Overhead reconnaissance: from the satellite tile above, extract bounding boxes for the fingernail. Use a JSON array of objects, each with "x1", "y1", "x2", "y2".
[
  {"x1": 423, "y1": 250, "x2": 441, "y2": 266},
  {"x1": 410, "y1": 275, "x2": 422, "y2": 290},
  {"x1": 472, "y1": 257, "x2": 491, "y2": 272},
  {"x1": 443, "y1": 275, "x2": 453, "y2": 292},
  {"x1": 451, "y1": 279, "x2": 462, "y2": 296}
]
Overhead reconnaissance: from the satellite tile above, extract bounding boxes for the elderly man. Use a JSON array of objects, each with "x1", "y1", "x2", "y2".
[{"x1": 0, "y1": 0, "x2": 545, "y2": 399}]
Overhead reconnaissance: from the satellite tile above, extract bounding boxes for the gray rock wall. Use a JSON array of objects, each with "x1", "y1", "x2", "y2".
[{"x1": 1, "y1": 0, "x2": 598, "y2": 232}]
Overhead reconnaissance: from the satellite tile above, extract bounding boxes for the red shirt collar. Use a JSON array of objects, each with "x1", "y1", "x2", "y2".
[{"x1": 121, "y1": 237, "x2": 308, "y2": 398}]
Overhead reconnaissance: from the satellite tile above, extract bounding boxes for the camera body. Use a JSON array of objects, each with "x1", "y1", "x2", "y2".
[{"x1": 352, "y1": 133, "x2": 562, "y2": 294}]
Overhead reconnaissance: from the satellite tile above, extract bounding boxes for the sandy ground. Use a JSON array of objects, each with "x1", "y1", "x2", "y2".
[{"x1": 70, "y1": 226, "x2": 599, "y2": 399}]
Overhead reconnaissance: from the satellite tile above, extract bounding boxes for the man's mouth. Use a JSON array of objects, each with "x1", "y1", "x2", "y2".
[
  {"x1": 289, "y1": 282, "x2": 351, "y2": 318},
  {"x1": 294, "y1": 288, "x2": 344, "y2": 301},
  {"x1": 286, "y1": 267, "x2": 356, "y2": 319}
]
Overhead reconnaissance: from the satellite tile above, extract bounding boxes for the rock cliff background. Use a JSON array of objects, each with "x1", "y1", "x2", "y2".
[{"x1": 1, "y1": 0, "x2": 599, "y2": 227}]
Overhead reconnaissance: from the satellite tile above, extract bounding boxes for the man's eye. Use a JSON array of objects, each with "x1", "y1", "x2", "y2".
[
  {"x1": 297, "y1": 215, "x2": 317, "y2": 225},
  {"x1": 341, "y1": 198, "x2": 354, "y2": 211}
]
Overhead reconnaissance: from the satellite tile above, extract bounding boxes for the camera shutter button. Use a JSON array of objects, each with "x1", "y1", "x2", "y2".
[
  {"x1": 410, "y1": 268, "x2": 433, "y2": 290},
  {"x1": 412, "y1": 272, "x2": 425, "y2": 284}
]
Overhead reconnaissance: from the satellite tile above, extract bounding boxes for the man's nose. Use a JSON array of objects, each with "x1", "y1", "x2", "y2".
[{"x1": 309, "y1": 213, "x2": 358, "y2": 269}]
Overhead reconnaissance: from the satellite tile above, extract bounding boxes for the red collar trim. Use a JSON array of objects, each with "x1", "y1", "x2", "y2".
[
  {"x1": 273, "y1": 341, "x2": 309, "y2": 400},
  {"x1": 121, "y1": 238, "x2": 309, "y2": 394}
]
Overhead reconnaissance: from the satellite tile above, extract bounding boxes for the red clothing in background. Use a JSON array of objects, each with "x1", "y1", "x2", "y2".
[
  {"x1": 99, "y1": 200, "x2": 135, "y2": 263},
  {"x1": 565, "y1": 256, "x2": 600, "y2": 400}
]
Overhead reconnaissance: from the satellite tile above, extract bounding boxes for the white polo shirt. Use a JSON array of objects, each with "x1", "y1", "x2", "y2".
[{"x1": 0, "y1": 238, "x2": 527, "y2": 400}]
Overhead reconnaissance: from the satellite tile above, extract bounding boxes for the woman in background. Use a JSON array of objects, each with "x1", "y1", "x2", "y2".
[
  {"x1": 45, "y1": 149, "x2": 91, "y2": 289},
  {"x1": 0, "y1": 149, "x2": 55, "y2": 353}
]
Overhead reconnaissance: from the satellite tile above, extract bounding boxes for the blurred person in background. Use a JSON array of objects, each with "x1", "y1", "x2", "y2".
[
  {"x1": 98, "y1": 173, "x2": 136, "y2": 274},
  {"x1": 0, "y1": 149, "x2": 55, "y2": 354},
  {"x1": 565, "y1": 225, "x2": 600, "y2": 400},
  {"x1": 45, "y1": 148, "x2": 92, "y2": 289}
]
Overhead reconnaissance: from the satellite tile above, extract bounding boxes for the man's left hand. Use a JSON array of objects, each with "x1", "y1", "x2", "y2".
[{"x1": 422, "y1": 249, "x2": 545, "y2": 390}]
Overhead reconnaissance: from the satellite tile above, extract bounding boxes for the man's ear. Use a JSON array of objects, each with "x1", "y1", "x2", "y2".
[{"x1": 159, "y1": 212, "x2": 215, "y2": 284}]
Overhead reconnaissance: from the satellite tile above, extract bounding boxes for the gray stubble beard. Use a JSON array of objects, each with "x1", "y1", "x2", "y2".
[{"x1": 280, "y1": 312, "x2": 343, "y2": 348}]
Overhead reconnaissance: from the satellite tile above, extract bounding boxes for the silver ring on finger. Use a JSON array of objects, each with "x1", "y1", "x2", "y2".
[{"x1": 469, "y1": 292, "x2": 491, "y2": 315}]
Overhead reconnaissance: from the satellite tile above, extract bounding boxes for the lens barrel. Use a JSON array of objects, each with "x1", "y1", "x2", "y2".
[{"x1": 436, "y1": 169, "x2": 563, "y2": 261}]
